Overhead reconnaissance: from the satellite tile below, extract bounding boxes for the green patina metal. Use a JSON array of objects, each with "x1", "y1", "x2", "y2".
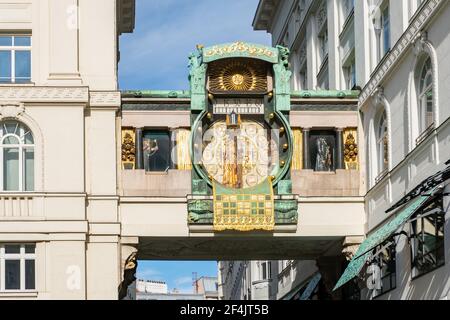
[
  {"x1": 291, "y1": 90, "x2": 360, "y2": 99},
  {"x1": 121, "y1": 90, "x2": 191, "y2": 99},
  {"x1": 277, "y1": 180, "x2": 292, "y2": 195},
  {"x1": 333, "y1": 187, "x2": 438, "y2": 291},
  {"x1": 189, "y1": 48, "x2": 208, "y2": 111},
  {"x1": 188, "y1": 198, "x2": 298, "y2": 225},
  {"x1": 273, "y1": 46, "x2": 292, "y2": 112},
  {"x1": 202, "y1": 41, "x2": 279, "y2": 64},
  {"x1": 186, "y1": 42, "x2": 298, "y2": 227}
]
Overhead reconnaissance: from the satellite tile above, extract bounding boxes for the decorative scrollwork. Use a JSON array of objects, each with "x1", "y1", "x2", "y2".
[
  {"x1": 121, "y1": 129, "x2": 136, "y2": 169},
  {"x1": 344, "y1": 131, "x2": 358, "y2": 166}
]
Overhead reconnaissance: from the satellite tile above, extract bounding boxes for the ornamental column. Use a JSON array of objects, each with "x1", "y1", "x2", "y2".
[
  {"x1": 135, "y1": 128, "x2": 144, "y2": 170},
  {"x1": 302, "y1": 128, "x2": 311, "y2": 169},
  {"x1": 335, "y1": 128, "x2": 345, "y2": 170}
]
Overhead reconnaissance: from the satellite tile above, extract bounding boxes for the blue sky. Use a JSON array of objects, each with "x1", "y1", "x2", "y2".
[
  {"x1": 118, "y1": 0, "x2": 270, "y2": 294},
  {"x1": 118, "y1": 0, "x2": 270, "y2": 90}
]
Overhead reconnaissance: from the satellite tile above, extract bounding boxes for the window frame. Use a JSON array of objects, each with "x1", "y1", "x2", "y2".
[
  {"x1": 0, "y1": 121, "x2": 35, "y2": 192},
  {"x1": 409, "y1": 195, "x2": 445, "y2": 279},
  {"x1": 142, "y1": 129, "x2": 172, "y2": 173},
  {"x1": 0, "y1": 244, "x2": 36, "y2": 292},
  {"x1": 375, "y1": 111, "x2": 388, "y2": 180},
  {"x1": 371, "y1": 240, "x2": 397, "y2": 299},
  {"x1": 0, "y1": 35, "x2": 32, "y2": 84},
  {"x1": 417, "y1": 57, "x2": 434, "y2": 137}
]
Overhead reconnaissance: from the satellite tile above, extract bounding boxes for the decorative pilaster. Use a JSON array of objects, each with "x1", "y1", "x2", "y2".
[
  {"x1": 302, "y1": 128, "x2": 311, "y2": 169},
  {"x1": 335, "y1": 128, "x2": 344, "y2": 170},
  {"x1": 135, "y1": 128, "x2": 144, "y2": 170}
]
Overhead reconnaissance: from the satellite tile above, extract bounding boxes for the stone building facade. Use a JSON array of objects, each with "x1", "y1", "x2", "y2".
[{"x1": 221, "y1": 0, "x2": 450, "y2": 300}]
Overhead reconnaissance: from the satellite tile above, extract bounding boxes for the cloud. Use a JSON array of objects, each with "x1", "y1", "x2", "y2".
[
  {"x1": 119, "y1": 0, "x2": 270, "y2": 89},
  {"x1": 174, "y1": 276, "x2": 193, "y2": 287},
  {"x1": 137, "y1": 267, "x2": 163, "y2": 280}
]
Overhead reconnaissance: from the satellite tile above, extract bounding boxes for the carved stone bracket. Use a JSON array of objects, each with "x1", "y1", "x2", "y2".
[
  {"x1": 0, "y1": 102, "x2": 26, "y2": 120},
  {"x1": 342, "y1": 236, "x2": 364, "y2": 261}
]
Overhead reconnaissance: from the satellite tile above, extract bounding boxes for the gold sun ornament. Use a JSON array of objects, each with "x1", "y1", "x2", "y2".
[{"x1": 208, "y1": 58, "x2": 268, "y2": 93}]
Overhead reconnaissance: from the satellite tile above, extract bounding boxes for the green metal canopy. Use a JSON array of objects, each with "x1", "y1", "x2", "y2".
[
  {"x1": 299, "y1": 273, "x2": 322, "y2": 300},
  {"x1": 333, "y1": 187, "x2": 439, "y2": 291}
]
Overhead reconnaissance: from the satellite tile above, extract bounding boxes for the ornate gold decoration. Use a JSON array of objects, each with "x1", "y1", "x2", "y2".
[
  {"x1": 202, "y1": 121, "x2": 271, "y2": 189},
  {"x1": 283, "y1": 143, "x2": 289, "y2": 151},
  {"x1": 269, "y1": 113, "x2": 275, "y2": 120},
  {"x1": 344, "y1": 129, "x2": 359, "y2": 170},
  {"x1": 208, "y1": 58, "x2": 268, "y2": 93},
  {"x1": 213, "y1": 178, "x2": 275, "y2": 232},
  {"x1": 121, "y1": 128, "x2": 136, "y2": 170},
  {"x1": 204, "y1": 41, "x2": 276, "y2": 60},
  {"x1": 176, "y1": 129, "x2": 192, "y2": 170},
  {"x1": 291, "y1": 128, "x2": 303, "y2": 171}
]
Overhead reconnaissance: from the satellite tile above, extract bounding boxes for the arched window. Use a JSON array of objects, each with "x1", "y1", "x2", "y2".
[
  {"x1": 417, "y1": 56, "x2": 433, "y2": 134},
  {"x1": 376, "y1": 111, "x2": 388, "y2": 177},
  {"x1": 0, "y1": 121, "x2": 34, "y2": 191}
]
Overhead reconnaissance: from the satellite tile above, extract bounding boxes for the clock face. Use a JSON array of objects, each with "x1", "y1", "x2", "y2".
[{"x1": 202, "y1": 120, "x2": 278, "y2": 189}]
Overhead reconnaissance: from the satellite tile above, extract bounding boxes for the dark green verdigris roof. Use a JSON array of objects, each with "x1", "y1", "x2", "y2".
[{"x1": 121, "y1": 90, "x2": 360, "y2": 100}]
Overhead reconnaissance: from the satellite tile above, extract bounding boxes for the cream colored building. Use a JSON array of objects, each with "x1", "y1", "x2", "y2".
[
  {"x1": 226, "y1": 0, "x2": 450, "y2": 300},
  {"x1": 0, "y1": 0, "x2": 135, "y2": 299}
]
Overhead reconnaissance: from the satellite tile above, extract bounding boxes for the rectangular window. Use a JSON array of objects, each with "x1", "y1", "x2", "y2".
[
  {"x1": 0, "y1": 35, "x2": 31, "y2": 83},
  {"x1": 371, "y1": 241, "x2": 396, "y2": 298},
  {"x1": 382, "y1": 6, "x2": 390, "y2": 55},
  {"x1": 344, "y1": 58, "x2": 356, "y2": 90},
  {"x1": 0, "y1": 244, "x2": 36, "y2": 292},
  {"x1": 410, "y1": 196, "x2": 445, "y2": 278},
  {"x1": 342, "y1": 0, "x2": 355, "y2": 24},
  {"x1": 143, "y1": 130, "x2": 171, "y2": 172},
  {"x1": 261, "y1": 261, "x2": 271, "y2": 280}
]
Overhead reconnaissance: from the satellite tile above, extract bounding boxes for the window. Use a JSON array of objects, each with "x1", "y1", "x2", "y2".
[
  {"x1": 344, "y1": 58, "x2": 356, "y2": 90},
  {"x1": 382, "y1": 6, "x2": 390, "y2": 55},
  {"x1": 299, "y1": 66, "x2": 307, "y2": 90},
  {"x1": 309, "y1": 130, "x2": 336, "y2": 172},
  {"x1": 376, "y1": 111, "x2": 388, "y2": 179},
  {"x1": 342, "y1": 0, "x2": 355, "y2": 23},
  {"x1": 409, "y1": 0, "x2": 424, "y2": 19},
  {"x1": 410, "y1": 195, "x2": 445, "y2": 278},
  {"x1": 0, "y1": 121, "x2": 34, "y2": 191},
  {"x1": 143, "y1": 130, "x2": 171, "y2": 172},
  {"x1": 370, "y1": 241, "x2": 397, "y2": 298},
  {"x1": 417, "y1": 57, "x2": 434, "y2": 136},
  {"x1": 0, "y1": 35, "x2": 31, "y2": 83},
  {"x1": 0, "y1": 244, "x2": 36, "y2": 291},
  {"x1": 372, "y1": 2, "x2": 390, "y2": 63},
  {"x1": 318, "y1": 29, "x2": 328, "y2": 66},
  {"x1": 260, "y1": 261, "x2": 271, "y2": 280}
]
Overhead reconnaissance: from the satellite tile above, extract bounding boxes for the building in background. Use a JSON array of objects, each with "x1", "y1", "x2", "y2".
[
  {"x1": 194, "y1": 276, "x2": 219, "y2": 300},
  {"x1": 220, "y1": 0, "x2": 450, "y2": 301}
]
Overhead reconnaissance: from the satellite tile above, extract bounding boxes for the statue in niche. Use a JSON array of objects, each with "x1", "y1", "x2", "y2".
[{"x1": 315, "y1": 137, "x2": 333, "y2": 172}]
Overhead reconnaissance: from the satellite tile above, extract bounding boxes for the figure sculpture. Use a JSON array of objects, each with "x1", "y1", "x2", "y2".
[{"x1": 315, "y1": 137, "x2": 333, "y2": 171}]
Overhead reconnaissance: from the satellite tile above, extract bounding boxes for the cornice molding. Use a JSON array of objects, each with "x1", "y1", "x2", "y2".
[
  {"x1": 89, "y1": 91, "x2": 121, "y2": 108},
  {"x1": 359, "y1": 0, "x2": 444, "y2": 106},
  {"x1": 0, "y1": 86, "x2": 89, "y2": 103}
]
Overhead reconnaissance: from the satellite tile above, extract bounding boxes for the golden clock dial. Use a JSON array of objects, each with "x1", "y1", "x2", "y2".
[{"x1": 202, "y1": 120, "x2": 274, "y2": 189}]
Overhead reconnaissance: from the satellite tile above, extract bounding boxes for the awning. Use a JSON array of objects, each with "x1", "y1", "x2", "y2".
[
  {"x1": 299, "y1": 273, "x2": 322, "y2": 300},
  {"x1": 333, "y1": 186, "x2": 439, "y2": 291},
  {"x1": 281, "y1": 272, "x2": 321, "y2": 300}
]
